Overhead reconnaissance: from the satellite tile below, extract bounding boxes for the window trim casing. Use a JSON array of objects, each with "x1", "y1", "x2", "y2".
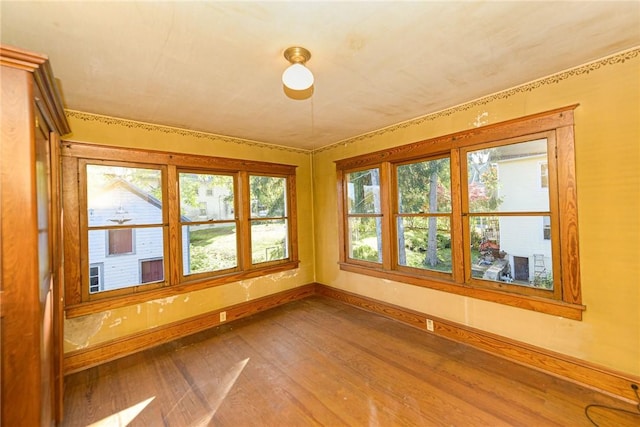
[
  {"x1": 63, "y1": 142, "x2": 299, "y2": 318},
  {"x1": 335, "y1": 105, "x2": 583, "y2": 320}
]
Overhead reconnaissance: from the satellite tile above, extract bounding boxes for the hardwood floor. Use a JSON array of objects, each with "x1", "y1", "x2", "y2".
[{"x1": 61, "y1": 296, "x2": 639, "y2": 426}]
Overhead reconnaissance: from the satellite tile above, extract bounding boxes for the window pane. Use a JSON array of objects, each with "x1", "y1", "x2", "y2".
[
  {"x1": 397, "y1": 158, "x2": 450, "y2": 213},
  {"x1": 397, "y1": 217, "x2": 451, "y2": 272},
  {"x1": 467, "y1": 139, "x2": 549, "y2": 213},
  {"x1": 251, "y1": 219, "x2": 288, "y2": 264},
  {"x1": 87, "y1": 165, "x2": 162, "y2": 226},
  {"x1": 182, "y1": 224, "x2": 238, "y2": 275},
  {"x1": 250, "y1": 176, "x2": 286, "y2": 218},
  {"x1": 470, "y1": 215, "x2": 553, "y2": 289},
  {"x1": 347, "y1": 168, "x2": 381, "y2": 214},
  {"x1": 88, "y1": 227, "x2": 164, "y2": 293},
  {"x1": 179, "y1": 173, "x2": 235, "y2": 221},
  {"x1": 348, "y1": 217, "x2": 382, "y2": 263}
]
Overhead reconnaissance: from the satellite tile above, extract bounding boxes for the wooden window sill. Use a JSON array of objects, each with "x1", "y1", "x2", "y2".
[
  {"x1": 339, "y1": 262, "x2": 585, "y2": 320},
  {"x1": 66, "y1": 261, "x2": 300, "y2": 318}
]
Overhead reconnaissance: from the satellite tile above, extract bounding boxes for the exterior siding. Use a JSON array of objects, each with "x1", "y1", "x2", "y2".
[
  {"x1": 88, "y1": 184, "x2": 164, "y2": 292},
  {"x1": 497, "y1": 154, "x2": 552, "y2": 282}
]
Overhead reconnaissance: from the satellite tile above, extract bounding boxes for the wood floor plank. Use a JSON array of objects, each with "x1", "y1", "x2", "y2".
[
  {"x1": 61, "y1": 297, "x2": 640, "y2": 426},
  {"x1": 290, "y1": 298, "x2": 573, "y2": 425}
]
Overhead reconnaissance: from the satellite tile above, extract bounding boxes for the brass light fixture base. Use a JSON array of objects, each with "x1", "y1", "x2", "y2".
[{"x1": 284, "y1": 46, "x2": 311, "y2": 64}]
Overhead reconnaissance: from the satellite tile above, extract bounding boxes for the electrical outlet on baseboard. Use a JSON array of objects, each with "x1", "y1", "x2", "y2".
[
  {"x1": 220, "y1": 311, "x2": 227, "y2": 322},
  {"x1": 426, "y1": 318, "x2": 434, "y2": 332}
]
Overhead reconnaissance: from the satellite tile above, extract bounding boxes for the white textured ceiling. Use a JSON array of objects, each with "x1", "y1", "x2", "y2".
[{"x1": 2, "y1": 1, "x2": 639, "y2": 151}]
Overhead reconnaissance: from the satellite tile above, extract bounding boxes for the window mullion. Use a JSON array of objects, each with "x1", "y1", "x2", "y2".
[
  {"x1": 287, "y1": 174, "x2": 299, "y2": 264},
  {"x1": 337, "y1": 169, "x2": 347, "y2": 263},
  {"x1": 450, "y1": 149, "x2": 465, "y2": 283},
  {"x1": 237, "y1": 171, "x2": 252, "y2": 270},
  {"x1": 167, "y1": 165, "x2": 180, "y2": 287},
  {"x1": 380, "y1": 162, "x2": 393, "y2": 270}
]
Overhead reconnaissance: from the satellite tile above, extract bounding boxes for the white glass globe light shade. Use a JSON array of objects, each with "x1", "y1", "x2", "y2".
[{"x1": 282, "y1": 63, "x2": 314, "y2": 90}]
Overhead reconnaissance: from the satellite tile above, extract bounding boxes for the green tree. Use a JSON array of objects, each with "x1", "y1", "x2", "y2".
[
  {"x1": 467, "y1": 149, "x2": 502, "y2": 212},
  {"x1": 347, "y1": 169, "x2": 382, "y2": 260},
  {"x1": 397, "y1": 158, "x2": 450, "y2": 268},
  {"x1": 250, "y1": 176, "x2": 286, "y2": 217}
]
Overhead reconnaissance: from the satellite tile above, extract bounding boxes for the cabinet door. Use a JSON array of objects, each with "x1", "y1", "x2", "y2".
[
  {"x1": 0, "y1": 66, "x2": 57, "y2": 427},
  {"x1": 1, "y1": 66, "x2": 43, "y2": 426}
]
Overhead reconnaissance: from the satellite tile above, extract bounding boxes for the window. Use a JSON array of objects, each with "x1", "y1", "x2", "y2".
[
  {"x1": 62, "y1": 143, "x2": 298, "y2": 315},
  {"x1": 140, "y1": 258, "x2": 164, "y2": 284},
  {"x1": 336, "y1": 106, "x2": 583, "y2": 319},
  {"x1": 396, "y1": 157, "x2": 451, "y2": 276},
  {"x1": 249, "y1": 175, "x2": 290, "y2": 264},
  {"x1": 86, "y1": 164, "x2": 165, "y2": 295},
  {"x1": 345, "y1": 168, "x2": 382, "y2": 263},
  {"x1": 462, "y1": 137, "x2": 559, "y2": 299},
  {"x1": 89, "y1": 264, "x2": 103, "y2": 294},
  {"x1": 107, "y1": 228, "x2": 134, "y2": 255},
  {"x1": 179, "y1": 172, "x2": 238, "y2": 278}
]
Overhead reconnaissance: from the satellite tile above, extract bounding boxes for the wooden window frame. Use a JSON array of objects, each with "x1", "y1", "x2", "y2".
[
  {"x1": 62, "y1": 142, "x2": 299, "y2": 317},
  {"x1": 335, "y1": 106, "x2": 584, "y2": 320}
]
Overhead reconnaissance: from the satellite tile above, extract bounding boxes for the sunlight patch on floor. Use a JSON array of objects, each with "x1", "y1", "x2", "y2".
[
  {"x1": 87, "y1": 397, "x2": 155, "y2": 427},
  {"x1": 191, "y1": 357, "x2": 250, "y2": 426},
  {"x1": 161, "y1": 357, "x2": 250, "y2": 426}
]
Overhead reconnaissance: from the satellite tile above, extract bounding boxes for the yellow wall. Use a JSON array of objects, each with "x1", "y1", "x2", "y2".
[
  {"x1": 63, "y1": 115, "x2": 316, "y2": 352},
  {"x1": 312, "y1": 49, "x2": 640, "y2": 376},
  {"x1": 64, "y1": 49, "x2": 640, "y2": 379}
]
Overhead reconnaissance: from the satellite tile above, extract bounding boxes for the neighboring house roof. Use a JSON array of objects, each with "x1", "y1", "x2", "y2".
[{"x1": 102, "y1": 178, "x2": 191, "y2": 221}]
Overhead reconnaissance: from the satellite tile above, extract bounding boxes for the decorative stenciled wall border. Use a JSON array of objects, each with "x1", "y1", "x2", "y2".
[
  {"x1": 64, "y1": 110, "x2": 311, "y2": 155},
  {"x1": 65, "y1": 48, "x2": 638, "y2": 157},
  {"x1": 314, "y1": 47, "x2": 640, "y2": 155}
]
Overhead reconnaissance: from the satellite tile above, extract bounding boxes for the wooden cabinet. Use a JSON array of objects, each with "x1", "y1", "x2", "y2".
[{"x1": 1, "y1": 45, "x2": 70, "y2": 426}]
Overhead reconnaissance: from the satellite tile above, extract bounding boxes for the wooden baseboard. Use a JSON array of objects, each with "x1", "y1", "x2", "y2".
[
  {"x1": 64, "y1": 282, "x2": 639, "y2": 404},
  {"x1": 64, "y1": 284, "x2": 316, "y2": 374},
  {"x1": 316, "y1": 284, "x2": 640, "y2": 404}
]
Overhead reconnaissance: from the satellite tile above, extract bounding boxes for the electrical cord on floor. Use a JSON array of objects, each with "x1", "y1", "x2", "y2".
[{"x1": 584, "y1": 384, "x2": 640, "y2": 426}]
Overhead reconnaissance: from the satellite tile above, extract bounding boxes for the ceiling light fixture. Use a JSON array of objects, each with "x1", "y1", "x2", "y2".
[{"x1": 282, "y1": 46, "x2": 314, "y2": 91}]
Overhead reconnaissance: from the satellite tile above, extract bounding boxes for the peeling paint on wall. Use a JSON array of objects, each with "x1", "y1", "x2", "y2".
[
  {"x1": 472, "y1": 112, "x2": 489, "y2": 127},
  {"x1": 147, "y1": 295, "x2": 178, "y2": 306},
  {"x1": 239, "y1": 279, "x2": 255, "y2": 301},
  {"x1": 64, "y1": 311, "x2": 111, "y2": 349},
  {"x1": 267, "y1": 270, "x2": 299, "y2": 282}
]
